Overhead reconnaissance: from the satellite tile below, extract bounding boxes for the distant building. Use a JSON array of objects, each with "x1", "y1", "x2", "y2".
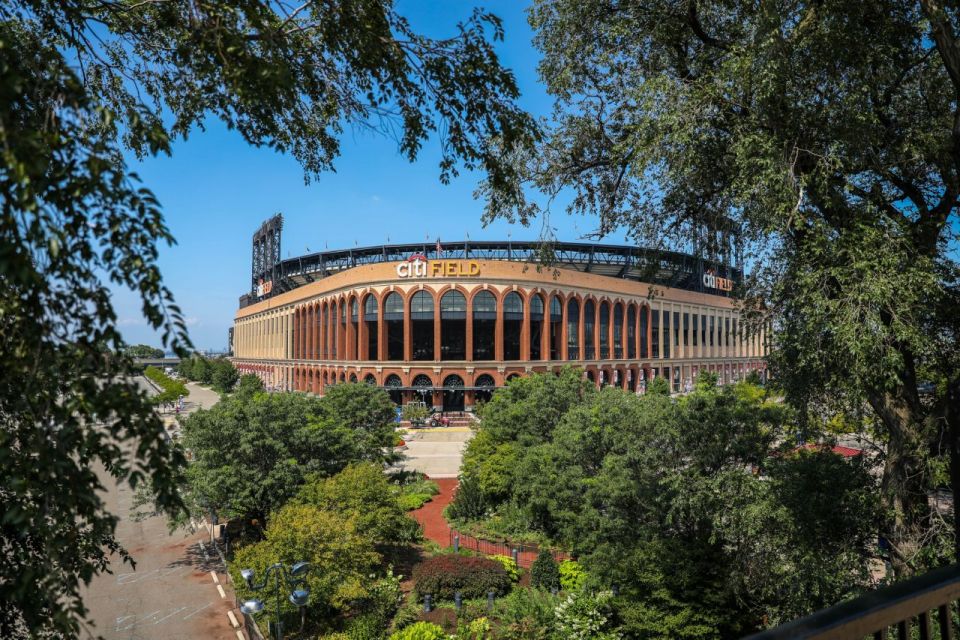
[{"x1": 232, "y1": 238, "x2": 768, "y2": 409}]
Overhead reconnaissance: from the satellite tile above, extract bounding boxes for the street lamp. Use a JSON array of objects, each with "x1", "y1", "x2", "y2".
[{"x1": 239, "y1": 561, "x2": 311, "y2": 640}]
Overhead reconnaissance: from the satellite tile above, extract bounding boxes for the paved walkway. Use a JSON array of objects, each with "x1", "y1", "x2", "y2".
[
  {"x1": 410, "y1": 478, "x2": 459, "y2": 547},
  {"x1": 397, "y1": 427, "x2": 472, "y2": 478},
  {"x1": 81, "y1": 379, "x2": 241, "y2": 640}
]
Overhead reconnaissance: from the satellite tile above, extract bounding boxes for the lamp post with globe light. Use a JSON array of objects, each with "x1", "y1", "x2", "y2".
[{"x1": 239, "y1": 561, "x2": 310, "y2": 640}]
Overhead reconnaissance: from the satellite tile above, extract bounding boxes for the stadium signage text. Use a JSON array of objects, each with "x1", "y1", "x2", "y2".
[
  {"x1": 396, "y1": 254, "x2": 481, "y2": 278},
  {"x1": 702, "y1": 270, "x2": 734, "y2": 292}
]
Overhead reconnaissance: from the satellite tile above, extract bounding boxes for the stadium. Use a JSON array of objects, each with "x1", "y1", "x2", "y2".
[{"x1": 231, "y1": 215, "x2": 768, "y2": 411}]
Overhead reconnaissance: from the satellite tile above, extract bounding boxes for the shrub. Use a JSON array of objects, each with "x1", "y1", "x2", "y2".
[
  {"x1": 558, "y1": 560, "x2": 586, "y2": 592},
  {"x1": 413, "y1": 554, "x2": 511, "y2": 600},
  {"x1": 398, "y1": 493, "x2": 432, "y2": 511},
  {"x1": 530, "y1": 550, "x2": 560, "y2": 590},
  {"x1": 492, "y1": 587, "x2": 558, "y2": 637},
  {"x1": 389, "y1": 621, "x2": 447, "y2": 640},
  {"x1": 486, "y1": 554, "x2": 521, "y2": 582},
  {"x1": 446, "y1": 475, "x2": 486, "y2": 521}
]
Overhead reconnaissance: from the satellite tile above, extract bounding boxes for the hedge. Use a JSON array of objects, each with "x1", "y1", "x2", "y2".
[
  {"x1": 412, "y1": 554, "x2": 511, "y2": 600},
  {"x1": 144, "y1": 366, "x2": 189, "y2": 403}
]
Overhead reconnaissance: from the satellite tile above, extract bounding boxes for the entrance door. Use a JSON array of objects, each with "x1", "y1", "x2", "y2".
[{"x1": 442, "y1": 374, "x2": 465, "y2": 412}]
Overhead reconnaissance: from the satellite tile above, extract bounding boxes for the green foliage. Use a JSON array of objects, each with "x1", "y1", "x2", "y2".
[
  {"x1": 144, "y1": 366, "x2": 190, "y2": 409},
  {"x1": 182, "y1": 389, "x2": 396, "y2": 525},
  {"x1": 392, "y1": 472, "x2": 441, "y2": 512},
  {"x1": 453, "y1": 617, "x2": 491, "y2": 640},
  {"x1": 0, "y1": 0, "x2": 535, "y2": 633},
  {"x1": 492, "y1": 587, "x2": 559, "y2": 639},
  {"x1": 557, "y1": 561, "x2": 586, "y2": 593},
  {"x1": 646, "y1": 376, "x2": 671, "y2": 396},
  {"x1": 489, "y1": 0, "x2": 960, "y2": 580},
  {"x1": 210, "y1": 359, "x2": 239, "y2": 393},
  {"x1": 530, "y1": 551, "x2": 560, "y2": 590},
  {"x1": 178, "y1": 356, "x2": 237, "y2": 392},
  {"x1": 554, "y1": 590, "x2": 621, "y2": 640},
  {"x1": 402, "y1": 403, "x2": 431, "y2": 425},
  {"x1": 125, "y1": 344, "x2": 165, "y2": 359},
  {"x1": 236, "y1": 373, "x2": 265, "y2": 396},
  {"x1": 413, "y1": 555, "x2": 511, "y2": 600},
  {"x1": 447, "y1": 475, "x2": 487, "y2": 522},
  {"x1": 297, "y1": 463, "x2": 422, "y2": 546},
  {"x1": 388, "y1": 622, "x2": 447, "y2": 640},
  {"x1": 451, "y1": 371, "x2": 875, "y2": 635},
  {"x1": 487, "y1": 554, "x2": 522, "y2": 582},
  {"x1": 230, "y1": 503, "x2": 379, "y2": 628}
]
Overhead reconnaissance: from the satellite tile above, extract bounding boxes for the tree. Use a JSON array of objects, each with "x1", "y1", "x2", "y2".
[
  {"x1": 236, "y1": 373, "x2": 266, "y2": 396},
  {"x1": 2, "y1": 1, "x2": 534, "y2": 634},
  {"x1": 230, "y1": 503, "x2": 380, "y2": 631},
  {"x1": 530, "y1": 550, "x2": 560, "y2": 590},
  {"x1": 124, "y1": 344, "x2": 165, "y2": 359},
  {"x1": 181, "y1": 388, "x2": 398, "y2": 528},
  {"x1": 453, "y1": 373, "x2": 873, "y2": 634},
  {"x1": 210, "y1": 358, "x2": 239, "y2": 393},
  {"x1": 483, "y1": 0, "x2": 960, "y2": 577},
  {"x1": 296, "y1": 463, "x2": 421, "y2": 547},
  {"x1": 646, "y1": 376, "x2": 671, "y2": 397},
  {"x1": 317, "y1": 382, "x2": 400, "y2": 461}
]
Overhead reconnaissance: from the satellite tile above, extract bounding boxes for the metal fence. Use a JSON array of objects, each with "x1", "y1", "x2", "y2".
[{"x1": 449, "y1": 530, "x2": 571, "y2": 568}]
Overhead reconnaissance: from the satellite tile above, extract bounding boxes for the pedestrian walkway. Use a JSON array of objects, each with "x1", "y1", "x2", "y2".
[{"x1": 409, "y1": 478, "x2": 458, "y2": 546}]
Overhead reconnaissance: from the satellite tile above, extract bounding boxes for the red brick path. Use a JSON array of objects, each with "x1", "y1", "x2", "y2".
[{"x1": 410, "y1": 477, "x2": 458, "y2": 546}]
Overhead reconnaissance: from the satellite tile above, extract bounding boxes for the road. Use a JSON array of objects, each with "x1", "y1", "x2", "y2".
[{"x1": 80, "y1": 379, "x2": 239, "y2": 640}]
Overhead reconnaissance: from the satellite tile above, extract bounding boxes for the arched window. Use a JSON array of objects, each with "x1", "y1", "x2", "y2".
[
  {"x1": 326, "y1": 304, "x2": 335, "y2": 359},
  {"x1": 474, "y1": 374, "x2": 496, "y2": 388},
  {"x1": 529, "y1": 294, "x2": 543, "y2": 361},
  {"x1": 627, "y1": 305, "x2": 636, "y2": 359},
  {"x1": 383, "y1": 374, "x2": 402, "y2": 404},
  {"x1": 550, "y1": 297, "x2": 563, "y2": 360},
  {"x1": 503, "y1": 292, "x2": 523, "y2": 361},
  {"x1": 384, "y1": 292, "x2": 404, "y2": 361},
  {"x1": 339, "y1": 301, "x2": 347, "y2": 359},
  {"x1": 320, "y1": 304, "x2": 333, "y2": 360},
  {"x1": 350, "y1": 298, "x2": 359, "y2": 360},
  {"x1": 640, "y1": 306, "x2": 649, "y2": 359},
  {"x1": 472, "y1": 291, "x2": 497, "y2": 360},
  {"x1": 363, "y1": 373, "x2": 377, "y2": 385},
  {"x1": 364, "y1": 295, "x2": 379, "y2": 360},
  {"x1": 567, "y1": 298, "x2": 580, "y2": 360},
  {"x1": 599, "y1": 301, "x2": 610, "y2": 359},
  {"x1": 385, "y1": 374, "x2": 402, "y2": 387},
  {"x1": 584, "y1": 300, "x2": 596, "y2": 359},
  {"x1": 614, "y1": 304, "x2": 624, "y2": 359},
  {"x1": 410, "y1": 291, "x2": 434, "y2": 361},
  {"x1": 440, "y1": 290, "x2": 466, "y2": 360},
  {"x1": 349, "y1": 373, "x2": 358, "y2": 383},
  {"x1": 412, "y1": 373, "x2": 433, "y2": 404}
]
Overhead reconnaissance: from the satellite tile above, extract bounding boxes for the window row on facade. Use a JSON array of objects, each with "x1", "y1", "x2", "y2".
[{"x1": 235, "y1": 287, "x2": 767, "y2": 363}]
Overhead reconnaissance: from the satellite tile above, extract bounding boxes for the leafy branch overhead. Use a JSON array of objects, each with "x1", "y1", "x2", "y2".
[
  {"x1": 0, "y1": 2, "x2": 535, "y2": 637},
  {"x1": 15, "y1": 0, "x2": 537, "y2": 185}
]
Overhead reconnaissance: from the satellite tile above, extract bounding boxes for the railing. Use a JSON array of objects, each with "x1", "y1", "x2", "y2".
[
  {"x1": 745, "y1": 563, "x2": 960, "y2": 639},
  {"x1": 449, "y1": 530, "x2": 571, "y2": 568}
]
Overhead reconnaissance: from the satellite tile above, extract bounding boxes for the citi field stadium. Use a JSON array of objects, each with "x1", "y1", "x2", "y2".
[{"x1": 233, "y1": 217, "x2": 768, "y2": 409}]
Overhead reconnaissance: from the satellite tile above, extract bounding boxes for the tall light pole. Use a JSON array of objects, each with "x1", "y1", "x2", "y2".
[{"x1": 239, "y1": 561, "x2": 311, "y2": 640}]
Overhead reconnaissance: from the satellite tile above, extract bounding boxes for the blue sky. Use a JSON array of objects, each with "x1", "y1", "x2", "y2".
[{"x1": 113, "y1": 1, "x2": 626, "y2": 351}]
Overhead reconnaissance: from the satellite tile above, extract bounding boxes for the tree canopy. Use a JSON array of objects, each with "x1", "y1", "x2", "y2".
[
  {"x1": 481, "y1": 0, "x2": 960, "y2": 576},
  {"x1": 451, "y1": 372, "x2": 877, "y2": 635},
  {"x1": 181, "y1": 383, "x2": 398, "y2": 526},
  {"x1": 0, "y1": 3, "x2": 533, "y2": 633}
]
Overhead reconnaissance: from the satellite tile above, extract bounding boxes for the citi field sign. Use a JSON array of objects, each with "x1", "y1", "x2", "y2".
[
  {"x1": 396, "y1": 253, "x2": 481, "y2": 278},
  {"x1": 702, "y1": 269, "x2": 734, "y2": 292}
]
